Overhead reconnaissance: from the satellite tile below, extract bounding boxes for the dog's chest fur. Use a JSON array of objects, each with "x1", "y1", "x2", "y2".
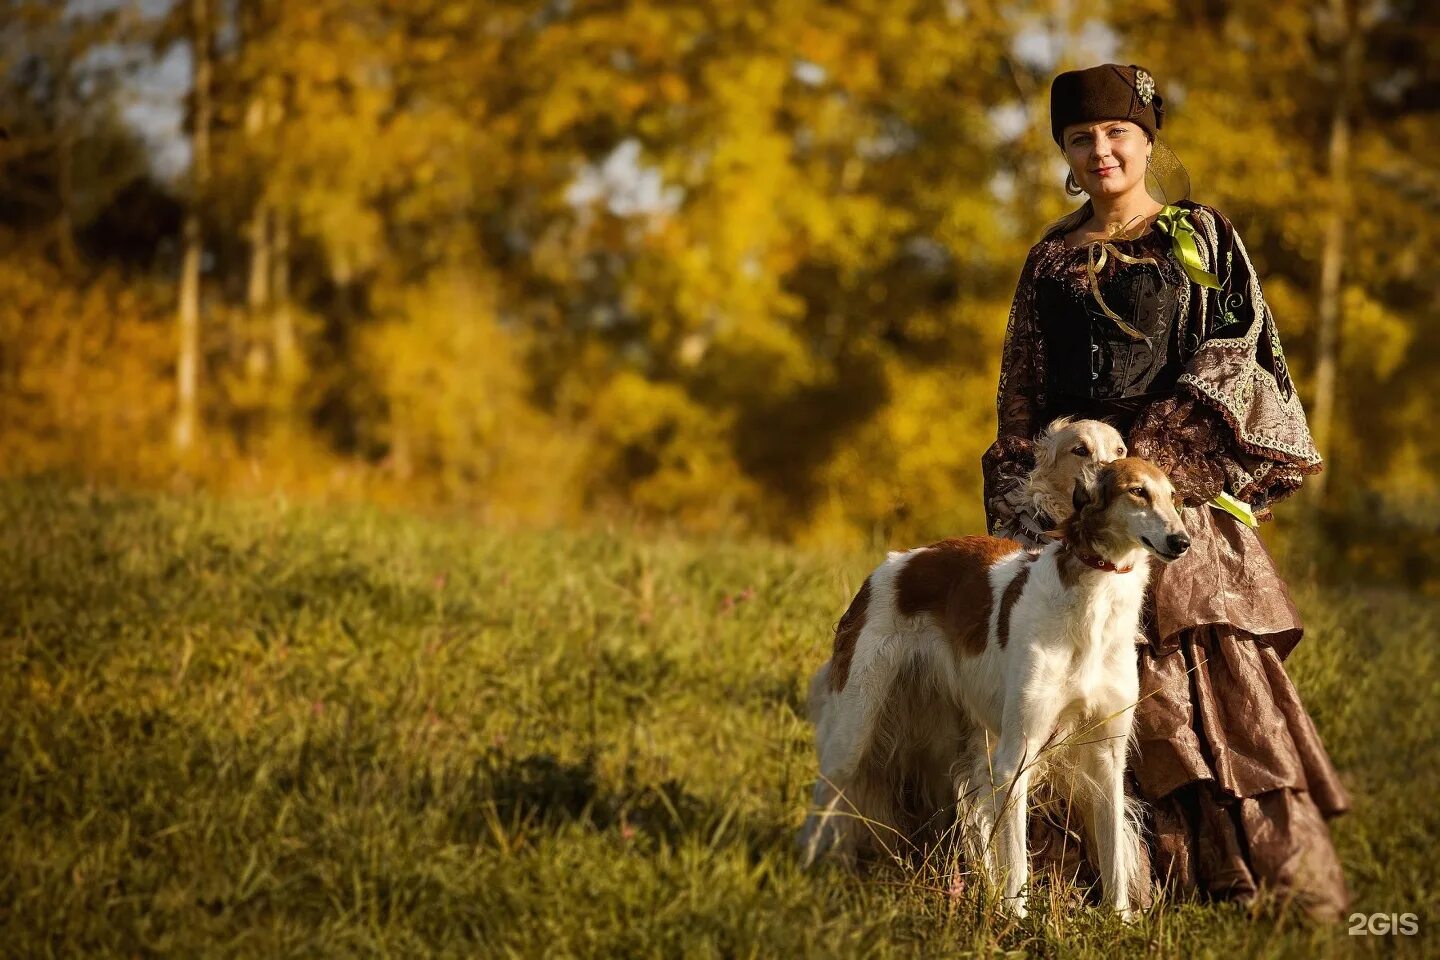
[{"x1": 1022, "y1": 564, "x2": 1144, "y2": 725}]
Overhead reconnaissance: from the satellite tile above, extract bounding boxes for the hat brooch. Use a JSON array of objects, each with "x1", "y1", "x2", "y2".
[{"x1": 1134, "y1": 68, "x2": 1155, "y2": 105}]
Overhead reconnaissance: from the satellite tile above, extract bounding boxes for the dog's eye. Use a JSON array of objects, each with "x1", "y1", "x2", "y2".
[
  {"x1": 1116, "y1": 446, "x2": 1125, "y2": 456},
  {"x1": 1129, "y1": 486, "x2": 1147, "y2": 498},
  {"x1": 1072, "y1": 444, "x2": 1090, "y2": 457}
]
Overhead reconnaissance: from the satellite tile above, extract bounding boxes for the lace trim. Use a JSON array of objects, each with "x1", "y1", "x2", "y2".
[
  {"x1": 1178, "y1": 209, "x2": 1322, "y2": 467},
  {"x1": 1177, "y1": 374, "x2": 1322, "y2": 466}
]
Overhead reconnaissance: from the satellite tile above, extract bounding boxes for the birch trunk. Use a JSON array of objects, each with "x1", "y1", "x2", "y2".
[
  {"x1": 174, "y1": 0, "x2": 213, "y2": 454},
  {"x1": 271, "y1": 212, "x2": 299, "y2": 381},
  {"x1": 1310, "y1": 0, "x2": 1364, "y2": 500}
]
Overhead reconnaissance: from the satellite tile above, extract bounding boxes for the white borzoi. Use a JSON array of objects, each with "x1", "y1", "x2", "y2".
[
  {"x1": 1025, "y1": 417, "x2": 1128, "y2": 534},
  {"x1": 798, "y1": 457, "x2": 1188, "y2": 918}
]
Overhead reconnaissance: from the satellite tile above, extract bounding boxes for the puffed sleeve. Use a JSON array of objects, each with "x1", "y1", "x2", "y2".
[
  {"x1": 1129, "y1": 204, "x2": 1323, "y2": 519},
  {"x1": 982, "y1": 244, "x2": 1048, "y2": 537},
  {"x1": 1128, "y1": 395, "x2": 1233, "y2": 507}
]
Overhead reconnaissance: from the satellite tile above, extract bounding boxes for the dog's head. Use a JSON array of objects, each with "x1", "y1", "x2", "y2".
[
  {"x1": 1029, "y1": 417, "x2": 1127, "y2": 524},
  {"x1": 1070, "y1": 457, "x2": 1190, "y2": 564}
]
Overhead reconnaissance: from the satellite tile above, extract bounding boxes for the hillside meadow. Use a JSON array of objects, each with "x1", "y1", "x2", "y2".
[{"x1": 1, "y1": 479, "x2": 1436, "y2": 957}]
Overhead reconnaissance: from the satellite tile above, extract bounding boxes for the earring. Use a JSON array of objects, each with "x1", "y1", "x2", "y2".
[{"x1": 1065, "y1": 171, "x2": 1084, "y2": 196}]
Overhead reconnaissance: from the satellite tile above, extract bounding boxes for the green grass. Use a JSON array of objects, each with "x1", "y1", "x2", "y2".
[{"x1": 1, "y1": 479, "x2": 1436, "y2": 958}]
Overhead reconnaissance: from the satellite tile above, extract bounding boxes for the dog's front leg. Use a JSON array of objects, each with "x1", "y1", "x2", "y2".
[
  {"x1": 987, "y1": 732, "x2": 1033, "y2": 918},
  {"x1": 987, "y1": 675, "x2": 1065, "y2": 920},
  {"x1": 955, "y1": 731, "x2": 998, "y2": 878},
  {"x1": 1080, "y1": 720, "x2": 1139, "y2": 919}
]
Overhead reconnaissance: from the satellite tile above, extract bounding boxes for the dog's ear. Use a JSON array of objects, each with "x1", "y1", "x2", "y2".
[
  {"x1": 1033, "y1": 425, "x2": 1061, "y2": 477},
  {"x1": 1075, "y1": 466, "x2": 1118, "y2": 516},
  {"x1": 1092, "y1": 465, "x2": 1116, "y2": 511},
  {"x1": 1071, "y1": 477, "x2": 1091, "y2": 515}
]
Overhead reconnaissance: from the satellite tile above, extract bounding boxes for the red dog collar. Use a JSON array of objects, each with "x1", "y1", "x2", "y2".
[{"x1": 1065, "y1": 543, "x2": 1133, "y2": 574}]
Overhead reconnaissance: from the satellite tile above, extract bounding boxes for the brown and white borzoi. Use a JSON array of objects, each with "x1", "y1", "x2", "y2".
[{"x1": 798, "y1": 457, "x2": 1188, "y2": 918}]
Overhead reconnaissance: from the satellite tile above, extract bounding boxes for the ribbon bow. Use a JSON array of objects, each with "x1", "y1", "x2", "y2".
[
  {"x1": 1084, "y1": 216, "x2": 1160, "y2": 342},
  {"x1": 1154, "y1": 205, "x2": 1220, "y2": 290}
]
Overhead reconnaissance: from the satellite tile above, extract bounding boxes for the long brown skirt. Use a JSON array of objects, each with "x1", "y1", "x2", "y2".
[
  {"x1": 1135, "y1": 625, "x2": 1350, "y2": 918},
  {"x1": 1030, "y1": 625, "x2": 1350, "y2": 919}
]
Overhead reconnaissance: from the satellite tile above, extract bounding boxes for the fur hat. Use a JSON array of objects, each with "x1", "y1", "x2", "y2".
[{"x1": 1050, "y1": 63, "x2": 1164, "y2": 145}]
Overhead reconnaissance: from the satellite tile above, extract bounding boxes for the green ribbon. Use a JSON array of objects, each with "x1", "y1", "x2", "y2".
[
  {"x1": 1155, "y1": 205, "x2": 1221, "y2": 290},
  {"x1": 1209, "y1": 491, "x2": 1258, "y2": 528},
  {"x1": 1159, "y1": 208, "x2": 1243, "y2": 524}
]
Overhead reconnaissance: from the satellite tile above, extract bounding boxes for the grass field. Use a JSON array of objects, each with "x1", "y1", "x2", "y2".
[{"x1": 1, "y1": 479, "x2": 1436, "y2": 957}]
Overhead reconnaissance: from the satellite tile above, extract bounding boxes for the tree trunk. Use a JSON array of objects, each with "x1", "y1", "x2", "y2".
[
  {"x1": 271, "y1": 211, "x2": 299, "y2": 381},
  {"x1": 245, "y1": 94, "x2": 271, "y2": 316},
  {"x1": 175, "y1": 0, "x2": 213, "y2": 454},
  {"x1": 1310, "y1": 0, "x2": 1364, "y2": 500},
  {"x1": 55, "y1": 92, "x2": 79, "y2": 273},
  {"x1": 247, "y1": 206, "x2": 271, "y2": 313}
]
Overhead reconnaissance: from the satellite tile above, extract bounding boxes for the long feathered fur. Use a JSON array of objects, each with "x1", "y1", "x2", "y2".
[{"x1": 798, "y1": 444, "x2": 1188, "y2": 920}]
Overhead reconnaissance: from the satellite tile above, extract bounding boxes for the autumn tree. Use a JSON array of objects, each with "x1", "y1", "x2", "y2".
[
  {"x1": 2, "y1": 0, "x2": 1436, "y2": 565},
  {"x1": 1103, "y1": 0, "x2": 1438, "y2": 521},
  {"x1": 0, "y1": 1, "x2": 148, "y2": 272}
]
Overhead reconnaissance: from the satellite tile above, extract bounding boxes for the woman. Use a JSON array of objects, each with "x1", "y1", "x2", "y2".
[{"x1": 981, "y1": 64, "x2": 1350, "y2": 919}]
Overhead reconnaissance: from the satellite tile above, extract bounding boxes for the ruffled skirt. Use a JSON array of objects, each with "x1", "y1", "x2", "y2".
[{"x1": 1134, "y1": 625, "x2": 1350, "y2": 918}]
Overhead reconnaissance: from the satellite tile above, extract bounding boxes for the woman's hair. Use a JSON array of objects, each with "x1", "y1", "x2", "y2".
[
  {"x1": 1043, "y1": 125, "x2": 1156, "y2": 241},
  {"x1": 1042, "y1": 202, "x2": 1092, "y2": 242}
]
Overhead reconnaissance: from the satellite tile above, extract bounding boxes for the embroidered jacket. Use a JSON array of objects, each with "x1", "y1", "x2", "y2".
[{"x1": 981, "y1": 201, "x2": 1322, "y2": 653}]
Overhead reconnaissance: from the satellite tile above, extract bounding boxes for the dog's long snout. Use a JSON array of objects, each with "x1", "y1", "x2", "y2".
[{"x1": 1165, "y1": 533, "x2": 1191, "y2": 556}]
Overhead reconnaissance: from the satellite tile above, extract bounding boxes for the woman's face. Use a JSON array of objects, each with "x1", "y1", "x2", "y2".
[{"x1": 1061, "y1": 120, "x2": 1152, "y2": 199}]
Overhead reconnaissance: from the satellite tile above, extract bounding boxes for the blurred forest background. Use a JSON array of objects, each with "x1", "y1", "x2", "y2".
[{"x1": 1, "y1": 0, "x2": 1436, "y2": 581}]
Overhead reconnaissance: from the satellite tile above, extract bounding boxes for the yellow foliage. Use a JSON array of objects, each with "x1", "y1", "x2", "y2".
[
  {"x1": 1341, "y1": 286, "x2": 1413, "y2": 381},
  {"x1": 0, "y1": 242, "x2": 174, "y2": 483},
  {"x1": 801, "y1": 355, "x2": 994, "y2": 548},
  {"x1": 584, "y1": 372, "x2": 762, "y2": 533},
  {"x1": 1, "y1": 0, "x2": 1435, "y2": 560},
  {"x1": 360, "y1": 274, "x2": 582, "y2": 525}
]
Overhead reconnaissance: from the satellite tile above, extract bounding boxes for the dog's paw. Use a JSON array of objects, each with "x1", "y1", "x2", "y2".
[
  {"x1": 796, "y1": 815, "x2": 853, "y2": 869},
  {"x1": 795, "y1": 821, "x2": 826, "y2": 868}
]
